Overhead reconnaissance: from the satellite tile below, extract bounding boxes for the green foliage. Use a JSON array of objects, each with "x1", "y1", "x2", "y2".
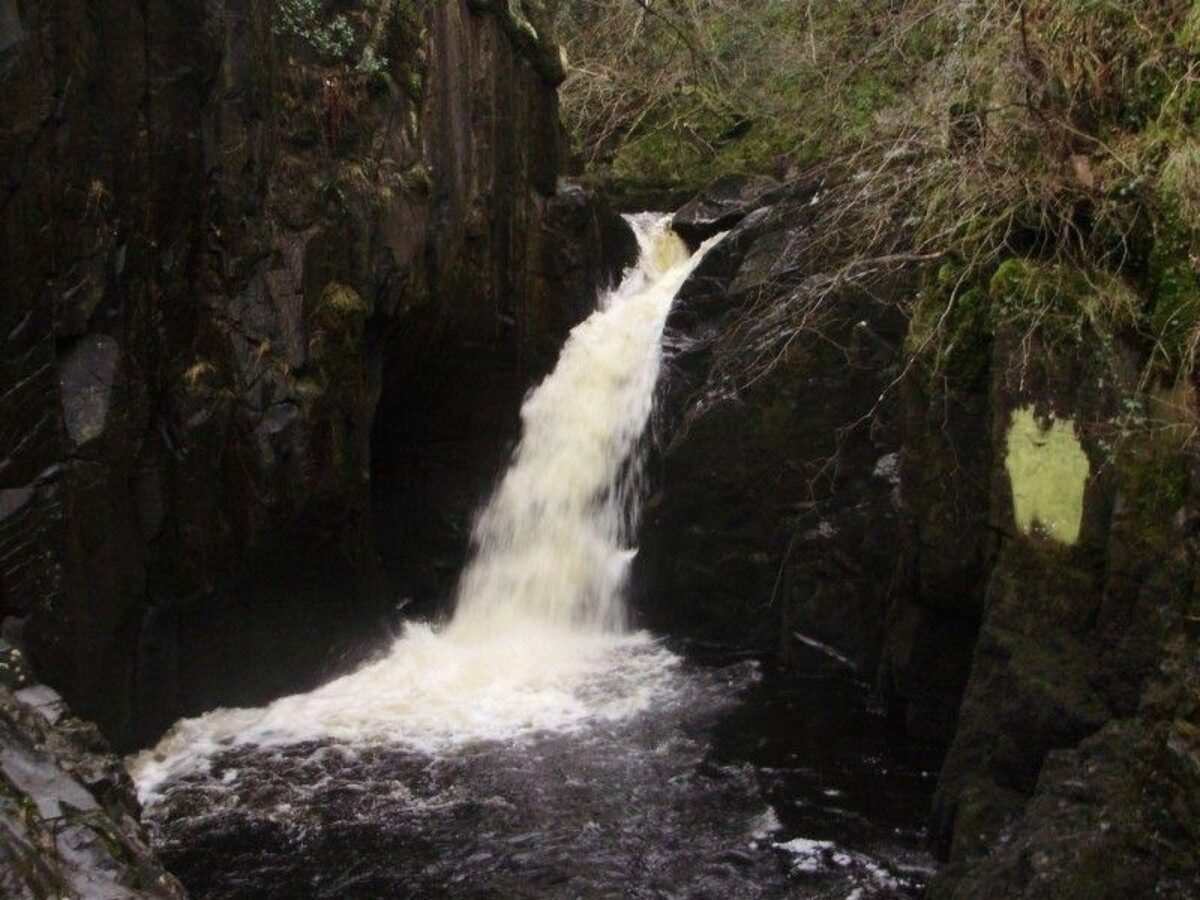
[
  {"x1": 355, "y1": 45, "x2": 389, "y2": 78},
  {"x1": 275, "y1": 0, "x2": 356, "y2": 61},
  {"x1": 555, "y1": 0, "x2": 977, "y2": 191},
  {"x1": 274, "y1": 0, "x2": 421, "y2": 75},
  {"x1": 988, "y1": 258, "x2": 1141, "y2": 352},
  {"x1": 1144, "y1": 142, "x2": 1200, "y2": 373}
]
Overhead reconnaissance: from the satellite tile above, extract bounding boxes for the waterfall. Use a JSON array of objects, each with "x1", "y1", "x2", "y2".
[
  {"x1": 451, "y1": 214, "x2": 712, "y2": 636},
  {"x1": 129, "y1": 215, "x2": 722, "y2": 799}
]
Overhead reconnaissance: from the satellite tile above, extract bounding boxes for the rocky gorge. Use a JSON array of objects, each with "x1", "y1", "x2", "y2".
[{"x1": 3, "y1": 1, "x2": 1199, "y2": 898}]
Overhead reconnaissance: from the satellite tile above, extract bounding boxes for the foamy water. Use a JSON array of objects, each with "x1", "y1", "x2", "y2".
[{"x1": 129, "y1": 216, "x2": 724, "y2": 801}]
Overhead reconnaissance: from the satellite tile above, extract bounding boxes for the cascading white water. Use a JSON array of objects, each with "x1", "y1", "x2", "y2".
[
  {"x1": 129, "y1": 215, "x2": 723, "y2": 800},
  {"x1": 452, "y1": 214, "x2": 706, "y2": 636}
]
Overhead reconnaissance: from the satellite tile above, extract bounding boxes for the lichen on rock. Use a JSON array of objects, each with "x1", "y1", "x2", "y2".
[{"x1": 1004, "y1": 406, "x2": 1089, "y2": 545}]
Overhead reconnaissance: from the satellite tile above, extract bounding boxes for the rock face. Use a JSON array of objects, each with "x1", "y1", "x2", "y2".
[
  {"x1": 920, "y1": 337, "x2": 1200, "y2": 898},
  {"x1": 644, "y1": 174, "x2": 1200, "y2": 897},
  {"x1": 637, "y1": 174, "x2": 911, "y2": 675},
  {"x1": 0, "y1": 680, "x2": 186, "y2": 899},
  {"x1": 0, "y1": 0, "x2": 629, "y2": 749}
]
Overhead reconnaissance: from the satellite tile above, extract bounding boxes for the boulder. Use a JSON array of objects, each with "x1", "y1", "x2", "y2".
[
  {"x1": 0, "y1": 684, "x2": 186, "y2": 899},
  {"x1": 671, "y1": 174, "x2": 785, "y2": 245}
]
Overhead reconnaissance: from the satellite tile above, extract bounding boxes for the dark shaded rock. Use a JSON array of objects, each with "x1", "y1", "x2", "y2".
[
  {"x1": 643, "y1": 166, "x2": 1200, "y2": 898},
  {"x1": 637, "y1": 182, "x2": 912, "y2": 674},
  {"x1": 57, "y1": 336, "x2": 121, "y2": 448},
  {"x1": 917, "y1": 326, "x2": 1200, "y2": 895},
  {"x1": 0, "y1": 684, "x2": 186, "y2": 899},
  {"x1": 0, "y1": 1, "x2": 23, "y2": 52},
  {"x1": 664, "y1": 205, "x2": 774, "y2": 333},
  {"x1": 524, "y1": 182, "x2": 638, "y2": 370},
  {"x1": 928, "y1": 331, "x2": 1158, "y2": 856},
  {"x1": 878, "y1": 358, "x2": 994, "y2": 745},
  {"x1": 365, "y1": 2, "x2": 632, "y2": 620},
  {"x1": 936, "y1": 720, "x2": 1200, "y2": 900},
  {"x1": 369, "y1": 177, "x2": 634, "y2": 618},
  {"x1": 672, "y1": 174, "x2": 783, "y2": 246}
]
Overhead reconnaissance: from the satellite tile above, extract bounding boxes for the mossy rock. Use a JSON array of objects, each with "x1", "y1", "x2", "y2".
[
  {"x1": 316, "y1": 281, "x2": 370, "y2": 326},
  {"x1": 1148, "y1": 152, "x2": 1200, "y2": 375},
  {"x1": 1004, "y1": 406, "x2": 1090, "y2": 546},
  {"x1": 908, "y1": 261, "x2": 992, "y2": 387},
  {"x1": 987, "y1": 257, "x2": 1139, "y2": 351}
]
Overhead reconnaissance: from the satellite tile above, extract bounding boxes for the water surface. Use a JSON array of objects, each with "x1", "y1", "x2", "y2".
[{"x1": 142, "y1": 645, "x2": 937, "y2": 899}]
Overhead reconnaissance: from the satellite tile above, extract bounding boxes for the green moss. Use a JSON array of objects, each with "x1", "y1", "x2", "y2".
[
  {"x1": 988, "y1": 258, "x2": 1139, "y2": 350},
  {"x1": 319, "y1": 282, "x2": 369, "y2": 319},
  {"x1": 1147, "y1": 145, "x2": 1200, "y2": 374},
  {"x1": 294, "y1": 374, "x2": 325, "y2": 402},
  {"x1": 988, "y1": 258, "x2": 1037, "y2": 299},
  {"x1": 308, "y1": 282, "x2": 370, "y2": 391},
  {"x1": 468, "y1": 0, "x2": 564, "y2": 83},
  {"x1": 87, "y1": 818, "x2": 134, "y2": 868},
  {"x1": 401, "y1": 161, "x2": 432, "y2": 194},
  {"x1": 1182, "y1": 5, "x2": 1200, "y2": 52},
  {"x1": 1005, "y1": 406, "x2": 1090, "y2": 546},
  {"x1": 902, "y1": 15, "x2": 951, "y2": 63},
  {"x1": 503, "y1": 0, "x2": 539, "y2": 43},
  {"x1": 403, "y1": 70, "x2": 423, "y2": 102},
  {"x1": 946, "y1": 777, "x2": 1027, "y2": 863},
  {"x1": 1113, "y1": 414, "x2": 1191, "y2": 550},
  {"x1": 1148, "y1": 257, "x2": 1200, "y2": 369},
  {"x1": 907, "y1": 262, "x2": 992, "y2": 388}
]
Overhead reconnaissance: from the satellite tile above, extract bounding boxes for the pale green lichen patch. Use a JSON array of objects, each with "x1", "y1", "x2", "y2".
[{"x1": 1004, "y1": 406, "x2": 1089, "y2": 545}]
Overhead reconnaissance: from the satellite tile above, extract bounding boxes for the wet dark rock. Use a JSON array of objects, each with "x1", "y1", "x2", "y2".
[
  {"x1": 877, "y1": 358, "x2": 993, "y2": 745},
  {"x1": 638, "y1": 180, "x2": 910, "y2": 674},
  {"x1": 664, "y1": 205, "x2": 773, "y2": 333},
  {"x1": 0, "y1": 684, "x2": 186, "y2": 899},
  {"x1": 935, "y1": 719, "x2": 1200, "y2": 900},
  {"x1": 672, "y1": 174, "x2": 784, "y2": 246},
  {"x1": 57, "y1": 336, "x2": 121, "y2": 448}
]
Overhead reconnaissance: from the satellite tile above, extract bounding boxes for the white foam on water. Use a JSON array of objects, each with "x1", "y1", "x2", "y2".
[{"x1": 129, "y1": 216, "x2": 724, "y2": 802}]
